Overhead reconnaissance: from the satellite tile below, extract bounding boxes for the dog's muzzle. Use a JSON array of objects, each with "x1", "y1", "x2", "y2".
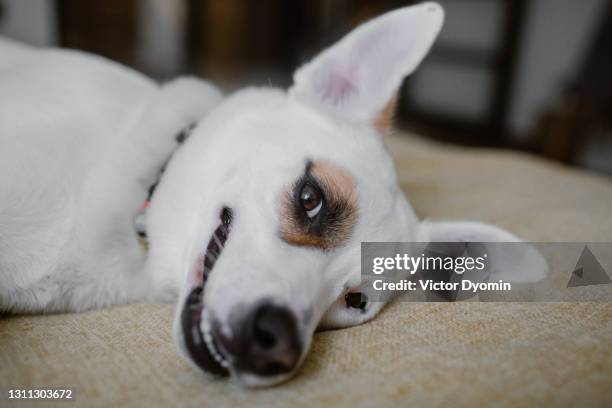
[{"x1": 180, "y1": 208, "x2": 303, "y2": 380}]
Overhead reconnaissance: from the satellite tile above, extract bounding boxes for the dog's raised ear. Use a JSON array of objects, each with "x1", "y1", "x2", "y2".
[
  {"x1": 416, "y1": 220, "x2": 549, "y2": 283},
  {"x1": 289, "y1": 2, "x2": 444, "y2": 133}
]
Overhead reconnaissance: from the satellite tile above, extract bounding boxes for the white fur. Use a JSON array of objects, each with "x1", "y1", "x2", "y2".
[
  {"x1": 0, "y1": 2, "x2": 546, "y2": 387},
  {"x1": 0, "y1": 37, "x2": 221, "y2": 312},
  {"x1": 291, "y1": 2, "x2": 444, "y2": 124}
]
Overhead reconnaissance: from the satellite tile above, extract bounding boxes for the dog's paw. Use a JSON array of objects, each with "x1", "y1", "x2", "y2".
[{"x1": 417, "y1": 220, "x2": 549, "y2": 284}]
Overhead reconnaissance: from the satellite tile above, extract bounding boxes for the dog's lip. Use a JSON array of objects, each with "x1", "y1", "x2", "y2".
[
  {"x1": 180, "y1": 208, "x2": 233, "y2": 377},
  {"x1": 181, "y1": 287, "x2": 230, "y2": 376}
]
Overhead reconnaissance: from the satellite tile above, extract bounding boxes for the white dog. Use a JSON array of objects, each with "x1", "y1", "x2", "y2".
[{"x1": 0, "y1": 3, "x2": 545, "y2": 387}]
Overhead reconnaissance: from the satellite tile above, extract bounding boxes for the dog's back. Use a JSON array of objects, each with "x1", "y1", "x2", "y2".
[
  {"x1": 0, "y1": 38, "x2": 156, "y2": 311},
  {"x1": 0, "y1": 38, "x2": 221, "y2": 312}
]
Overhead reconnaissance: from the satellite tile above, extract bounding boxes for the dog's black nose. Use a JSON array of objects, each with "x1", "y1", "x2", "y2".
[{"x1": 239, "y1": 302, "x2": 302, "y2": 376}]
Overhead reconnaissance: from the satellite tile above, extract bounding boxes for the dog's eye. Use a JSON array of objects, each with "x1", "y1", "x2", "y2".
[
  {"x1": 299, "y1": 182, "x2": 323, "y2": 219},
  {"x1": 345, "y1": 292, "x2": 367, "y2": 310}
]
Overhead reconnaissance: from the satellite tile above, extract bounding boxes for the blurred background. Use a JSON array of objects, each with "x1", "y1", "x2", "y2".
[{"x1": 1, "y1": 0, "x2": 610, "y2": 176}]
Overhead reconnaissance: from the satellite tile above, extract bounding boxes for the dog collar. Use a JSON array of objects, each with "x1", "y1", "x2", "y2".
[{"x1": 135, "y1": 123, "x2": 196, "y2": 250}]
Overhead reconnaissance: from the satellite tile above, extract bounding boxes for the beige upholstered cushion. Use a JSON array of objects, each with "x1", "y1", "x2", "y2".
[{"x1": 2, "y1": 134, "x2": 611, "y2": 407}]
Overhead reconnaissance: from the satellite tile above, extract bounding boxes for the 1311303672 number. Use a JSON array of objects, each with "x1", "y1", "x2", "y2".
[{"x1": 7, "y1": 389, "x2": 74, "y2": 400}]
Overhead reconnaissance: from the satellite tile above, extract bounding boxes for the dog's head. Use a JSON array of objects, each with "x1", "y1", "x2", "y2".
[{"x1": 145, "y1": 2, "x2": 544, "y2": 387}]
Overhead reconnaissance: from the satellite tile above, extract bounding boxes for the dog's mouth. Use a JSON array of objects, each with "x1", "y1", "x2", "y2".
[{"x1": 180, "y1": 207, "x2": 233, "y2": 377}]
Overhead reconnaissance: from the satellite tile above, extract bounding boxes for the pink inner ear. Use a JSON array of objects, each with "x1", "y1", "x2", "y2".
[{"x1": 319, "y1": 69, "x2": 357, "y2": 105}]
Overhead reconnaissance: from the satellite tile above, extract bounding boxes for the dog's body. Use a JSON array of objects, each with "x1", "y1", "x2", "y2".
[
  {"x1": 1, "y1": 3, "x2": 546, "y2": 387},
  {"x1": 0, "y1": 37, "x2": 221, "y2": 312}
]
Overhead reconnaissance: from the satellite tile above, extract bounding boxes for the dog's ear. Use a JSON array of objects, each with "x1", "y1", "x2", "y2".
[
  {"x1": 416, "y1": 221, "x2": 548, "y2": 283},
  {"x1": 289, "y1": 2, "x2": 444, "y2": 133}
]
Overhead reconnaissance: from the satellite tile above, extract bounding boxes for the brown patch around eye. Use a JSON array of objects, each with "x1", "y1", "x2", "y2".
[{"x1": 280, "y1": 160, "x2": 358, "y2": 250}]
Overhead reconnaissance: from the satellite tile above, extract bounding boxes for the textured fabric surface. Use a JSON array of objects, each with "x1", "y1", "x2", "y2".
[{"x1": 2, "y1": 134, "x2": 612, "y2": 407}]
